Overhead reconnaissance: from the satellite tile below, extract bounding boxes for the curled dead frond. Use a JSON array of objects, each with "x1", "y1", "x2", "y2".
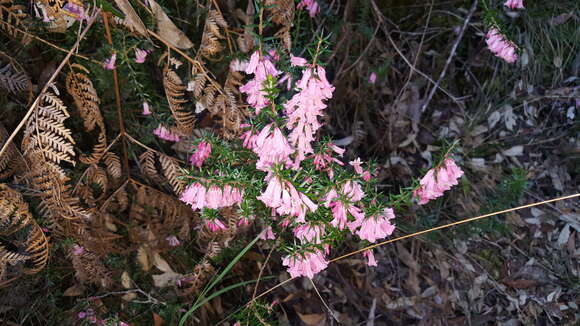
[
  {"x1": 265, "y1": 0, "x2": 294, "y2": 26},
  {"x1": 0, "y1": 184, "x2": 49, "y2": 282},
  {"x1": 0, "y1": 122, "x2": 25, "y2": 180},
  {"x1": 103, "y1": 152, "x2": 122, "y2": 181},
  {"x1": 66, "y1": 64, "x2": 107, "y2": 165},
  {"x1": 0, "y1": 0, "x2": 31, "y2": 43},
  {"x1": 138, "y1": 150, "x2": 164, "y2": 185},
  {"x1": 163, "y1": 64, "x2": 196, "y2": 136},
  {"x1": 200, "y1": 9, "x2": 228, "y2": 58}
]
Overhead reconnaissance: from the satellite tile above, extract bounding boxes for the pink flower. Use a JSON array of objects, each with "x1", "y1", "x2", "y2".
[
  {"x1": 284, "y1": 65, "x2": 334, "y2": 166},
  {"x1": 368, "y1": 72, "x2": 377, "y2": 84},
  {"x1": 283, "y1": 249, "x2": 328, "y2": 278},
  {"x1": 240, "y1": 51, "x2": 280, "y2": 113},
  {"x1": 257, "y1": 175, "x2": 317, "y2": 223},
  {"x1": 290, "y1": 55, "x2": 308, "y2": 67},
  {"x1": 78, "y1": 312, "x2": 87, "y2": 319},
  {"x1": 356, "y1": 208, "x2": 396, "y2": 242},
  {"x1": 252, "y1": 124, "x2": 294, "y2": 171},
  {"x1": 240, "y1": 128, "x2": 258, "y2": 149},
  {"x1": 362, "y1": 170, "x2": 372, "y2": 182},
  {"x1": 142, "y1": 101, "x2": 151, "y2": 115},
  {"x1": 119, "y1": 322, "x2": 129, "y2": 326},
  {"x1": 294, "y1": 223, "x2": 325, "y2": 244},
  {"x1": 166, "y1": 236, "x2": 180, "y2": 247},
  {"x1": 363, "y1": 250, "x2": 377, "y2": 267},
  {"x1": 259, "y1": 226, "x2": 276, "y2": 240},
  {"x1": 230, "y1": 59, "x2": 248, "y2": 72},
  {"x1": 297, "y1": 0, "x2": 320, "y2": 17},
  {"x1": 485, "y1": 28, "x2": 518, "y2": 63},
  {"x1": 312, "y1": 144, "x2": 344, "y2": 171},
  {"x1": 63, "y1": 2, "x2": 86, "y2": 20},
  {"x1": 189, "y1": 141, "x2": 212, "y2": 168},
  {"x1": 206, "y1": 219, "x2": 227, "y2": 232},
  {"x1": 504, "y1": 0, "x2": 524, "y2": 9},
  {"x1": 413, "y1": 158, "x2": 464, "y2": 205},
  {"x1": 238, "y1": 216, "x2": 252, "y2": 226},
  {"x1": 153, "y1": 124, "x2": 181, "y2": 142},
  {"x1": 103, "y1": 53, "x2": 117, "y2": 70},
  {"x1": 134, "y1": 48, "x2": 149, "y2": 63},
  {"x1": 72, "y1": 244, "x2": 84, "y2": 255},
  {"x1": 180, "y1": 182, "x2": 243, "y2": 210},
  {"x1": 349, "y1": 158, "x2": 364, "y2": 174}
]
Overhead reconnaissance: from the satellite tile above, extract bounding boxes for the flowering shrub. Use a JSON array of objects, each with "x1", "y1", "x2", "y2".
[{"x1": 177, "y1": 46, "x2": 464, "y2": 279}]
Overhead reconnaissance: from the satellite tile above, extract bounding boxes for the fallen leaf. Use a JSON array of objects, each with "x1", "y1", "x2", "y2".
[
  {"x1": 153, "y1": 271, "x2": 183, "y2": 288},
  {"x1": 557, "y1": 224, "x2": 571, "y2": 248},
  {"x1": 137, "y1": 246, "x2": 151, "y2": 272},
  {"x1": 503, "y1": 279, "x2": 538, "y2": 289},
  {"x1": 502, "y1": 145, "x2": 524, "y2": 157},
  {"x1": 153, "y1": 312, "x2": 165, "y2": 326},
  {"x1": 148, "y1": 0, "x2": 193, "y2": 49},
  {"x1": 152, "y1": 252, "x2": 173, "y2": 273},
  {"x1": 63, "y1": 284, "x2": 84, "y2": 296},
  {"x1": 297, "y1": 312, "x2": 326, "y2": 326},
  {"x1": 112, "y1": 0, "x2": 147, "y2": 36},
  {"x1": 121, "y1": 271, "x2": 132, "y2": 289}
]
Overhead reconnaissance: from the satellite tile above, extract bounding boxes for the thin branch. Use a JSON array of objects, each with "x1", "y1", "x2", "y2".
[
  {"x1": 0, "y1": 9, "x2": 101, "y2": 160},
  {"x1": 420, "y1": 0, "x2": 478, "y2": 112},
  {"x1": 247, "y1": 193, "x2": 580, "y2": 305}
]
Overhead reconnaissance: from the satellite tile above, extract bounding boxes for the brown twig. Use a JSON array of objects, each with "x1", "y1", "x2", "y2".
[{"x1": 419, "y1": 0, "x2": 478, "y2": 112}]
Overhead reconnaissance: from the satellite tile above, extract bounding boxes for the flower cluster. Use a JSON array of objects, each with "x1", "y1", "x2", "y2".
[
  {"x1": 134, "y1": 48, "x2": 149, "y2": 63},
  {"x1": 413, "y1": 158, "x2": 464, "y2": 205},
  {"x1": 239, "y1": 51, "x2": 280, "y2": 113},
  {"x1": 252, "y1": 124, "x2": 295, "y2": 171},
  {"x1": 103, "y1": 53, "x2": 117, "y2": 70},
  {"x1": 485, "y1": 28, "x2": 518, "y2": 63},
  {"x1": 285, "y1": 65, "x2": 335, "y2": 166},
  {"x1": 323, "y1": 180, "x2": 366, "y2": 230},
  {"x1": 283, "y1": 249, "x2": 328, "y2": 279},
  {"x1": 189, "y1": 141, "x2": 212, "y2": 168},
  {"x1": 504, "y1": 0, "x2": 524, "y2": 9},
  {"x1": 180, "y1": 183, "x2": 243, "y2": 210},
  {"x1": 153, "y1": 124, "x2": 181, "y2": 142},
  {"x1": 257, "y1": 175, "x2": 317, "y2": 223},
  {"x1": 355, "y1": 208, "x2": 396, "y2": 243}
]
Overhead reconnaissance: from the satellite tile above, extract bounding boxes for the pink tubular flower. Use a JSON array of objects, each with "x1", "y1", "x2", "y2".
[
  {"x1": 349, "y1": 158, "x2": 364, "y2": 174},
  {"x1": 297, "y1": 0, "x2": 320, "y2": 17},
  {"x1": 166, "y1": 235, "x2": 180, "y2": 247},
  {"x1": 180, "y1": 182, "x2": 243, "y2": 210},
  {"x1": 253, "y1": 124, "x2": 294, "y2": 171},
  {"x1": 189, "y1": 141, "x2": 212, "y2": 168},
  {"x1": 290, "y1": 55, "x2": 308, "y2": 67},
  {"x1": 368, "y1": 72, "x2": 377, "y2": 84},
  {"x1": 257, "y1": 175, "x2": 317, "y2": 223},
  {"x1": 324, "y1": 181, "x2": 365, "y2": 230},
  {"x1": 259, "y1": 226, "x2": 276, "y2": 240},
  {"x1": 312, "y1": 143, "x2": 344, "y2": 174},
  {"x1": 356, "y1": 208, "x2": 396, "y2": 243},
  {"x1": 206, "y1": 219, "x2": 227, "y2": 232},
  {"x1": 294, "y1": 223, "x2": 325, "y2": 244},
  {"x1": 239, "y1": 51, "x2": 280, "y2": 113},
  {"x1": 103, "y1": 53, "x2": 117, "y2": 70},
  {"x1": 504, "y1": 0, "x2": 524, "y2": 9},
  {"x1": 413, "y1": 158, "x2": 464, "y2": 205},
  {"x1": 283, "y1": 249, "x2": 328, "y2": 278},
  {"x1": 72, "y1": 244, "x2": 84, "y2": 255},
  {"x1": 63, "y1": 2, "x2": 86, "y2": 20},
  {"x1": 153, "y1": 124, "x2": 181, "y2": 142},
  {"x1": 134, "y1": 48, "x2": 149, "y2": 63},
  {"x1": 284, "y1": 65, "x2": 335, "y2": 166},
  {"x1": 362, "y1": 170, "x2": 372, "y2": 182},
  {"x1": 78, "y1": 312, "x2": 87, "y2": 319},
  {"x1": 363, "y1": 250, "x2": 377, "y2": 267},
  {"x1": 485, "y1": 28, "x2": 518, "y2": 63},
  {"x1": 142, "y1": 101, "x2": 151, "y2": 115}
]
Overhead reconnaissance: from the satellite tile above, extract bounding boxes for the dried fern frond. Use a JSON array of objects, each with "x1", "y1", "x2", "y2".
[
  {"x1": 0, "y1": 0, "x2": 31, "y2": 43},
  {"x1": 22, "y1": 88, "x2": 76, "y2": 175},
  {"x1": 66, "y1": 64, "x2": 107, "y2": 164},
  {"x1": 103, "y1": 152, "x2": 122, "y2": 181},
  {"x1": 0, "y1": 58, "x2": 31, "y2": 94},
  {"x1": 22, "y1": 223, "x2": 49, "y2": 275},
  {"x1": 200, "y1": 10, "x2": 228, "y2": 58},
  {"x1": 163, "y1": 65, "x2": 196, "y2": 136},
  {"x1": 70, "y1": 246, "x2": 112, "y2": 288},
  {"x1": 0, "y1": 123, "x2": 26, "y2": 180},
  {"x1": 0, "y1": 183, "x2": 32, "y2": 235},
  {"x1": 265, "y1": 0, "x2": 294, "y2": 26},
  {"x1": 138, "y1": 150, "x2": 164, "y2": 185},
  {"x1": 158, "y1": 154, "x2": 187, "y2": 195}
]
